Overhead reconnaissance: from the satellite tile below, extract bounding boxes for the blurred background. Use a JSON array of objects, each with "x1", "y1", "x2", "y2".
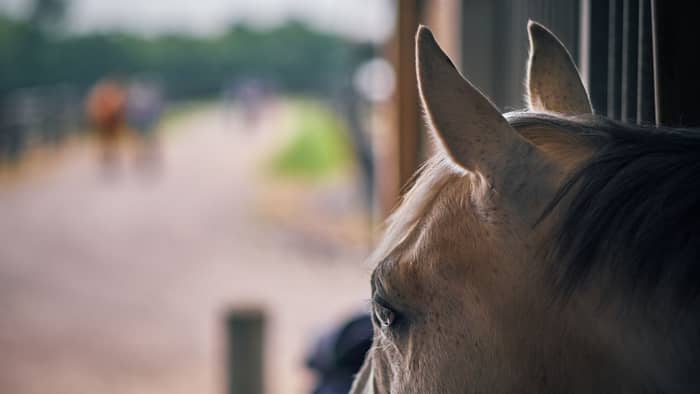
[
  {"x1": 0, "y1": 1, "x2": 394, "y2": 393},
  {"x1": 2, "y1": 0, "x2": 686, "y2": 393}
]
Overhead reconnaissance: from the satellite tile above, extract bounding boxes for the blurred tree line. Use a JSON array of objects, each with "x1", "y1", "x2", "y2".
[{"x1": 0, "y1": 2, "x2": 374, "y2": 99}]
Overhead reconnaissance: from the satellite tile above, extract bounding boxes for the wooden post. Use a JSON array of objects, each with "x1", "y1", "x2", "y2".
[
  {"x1": 226, "y1": 309, "x2": 265, "y2": 394},
  {"x1": 636, "y1": 0, "x2": 655, "y2": 125},
  {"x1": 395, "y1": 0, "x2": 424, "y2": 196},
  {"x1": 378, "y1": 0, "x2": 465, "y2": 220}
]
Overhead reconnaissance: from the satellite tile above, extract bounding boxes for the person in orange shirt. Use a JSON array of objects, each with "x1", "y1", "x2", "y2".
[{"x1": 86, "y1": 78, "x2": 127, "y2": 172}]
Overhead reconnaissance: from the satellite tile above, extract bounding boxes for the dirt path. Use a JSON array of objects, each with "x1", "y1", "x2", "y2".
[{"x1": 0, "y1": 104, "x2": 370, "y2": 394}]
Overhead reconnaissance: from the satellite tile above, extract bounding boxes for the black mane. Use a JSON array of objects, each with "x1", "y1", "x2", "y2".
[{"x1": 507, "y1": 112, "x2": 700, "y2": 302}]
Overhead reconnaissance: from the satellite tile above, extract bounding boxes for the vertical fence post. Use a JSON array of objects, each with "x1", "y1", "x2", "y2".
[{"x1": 226, "y1": 308, "x2": 265, "y2": 394}]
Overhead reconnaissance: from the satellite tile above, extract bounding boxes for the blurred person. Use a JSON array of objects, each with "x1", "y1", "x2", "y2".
[
  {"x1": 306, "y1": 314, "x2": 372, "y2": 394},
  {"x1": 126, "y1": 77, "x2": 163, "y2": 172},
  {"x1": 221, "y1": 80, "x2": 238, "y2": 124},
  {"x1": 86, "y1": 77, "x2": 127, "y2": 174},
  {"x1": 237, "y1": 79, "x2": 265, "y2": 128}
]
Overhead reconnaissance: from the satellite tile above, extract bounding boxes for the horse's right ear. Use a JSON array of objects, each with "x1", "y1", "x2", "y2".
[
  {"x1": 416, "y1": 26, "x2": 539, "y2": 187},
  {"x1": 526, "y1": 21, "x2": 593, "y2": 115}
]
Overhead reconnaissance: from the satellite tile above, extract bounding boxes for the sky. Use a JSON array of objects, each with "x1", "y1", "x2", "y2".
[{"x1": 0, "y1": 0, "x2": 396, "y2": 42}]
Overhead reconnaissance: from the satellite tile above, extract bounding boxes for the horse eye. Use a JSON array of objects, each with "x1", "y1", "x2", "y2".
[{"x1": 373, "y1": 302, "x2": 396, "y2": 328}]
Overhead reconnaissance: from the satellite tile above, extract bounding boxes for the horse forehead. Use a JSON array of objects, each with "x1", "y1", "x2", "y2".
[{"x1": 382, "y1": 177, "x2": 492, "y2": 291}]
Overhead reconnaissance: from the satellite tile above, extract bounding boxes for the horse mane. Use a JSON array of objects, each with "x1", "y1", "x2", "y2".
[
  {"x1": 507, "y1": 111, "x2": 700, "y2": 303},
  {"x1": 369, "y1": 156, "x2": 457, "y2": 266}
]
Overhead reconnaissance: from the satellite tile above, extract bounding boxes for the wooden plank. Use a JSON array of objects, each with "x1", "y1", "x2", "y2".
[
  {"x1": 607, "y1": 0, "x2": 623, "y2": 120},
  {"x1": 395, "y1": 0, "x2": 424, "y2": 194},
  {"x1": 652, "y1": 1, "x2": 700, "y2": 127},
  {"x1": 621, "y1": 0, "x2": 639, "y2": 123},
  {"x1": 636, "y1": 0, "x2": 655, "y2": 124}
]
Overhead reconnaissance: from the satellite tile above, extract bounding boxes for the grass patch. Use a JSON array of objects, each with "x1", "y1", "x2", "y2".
[{"x1": 268, "y1": 101, "x2": 352, "y2": 180}]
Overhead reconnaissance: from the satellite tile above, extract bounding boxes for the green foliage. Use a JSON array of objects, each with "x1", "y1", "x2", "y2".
[
  {"x1": 268, "y1": 101, "x2": 352, "y2": 180},
  {"x1": 0, "y1": 15, "x2": 374, "y2": 98}
]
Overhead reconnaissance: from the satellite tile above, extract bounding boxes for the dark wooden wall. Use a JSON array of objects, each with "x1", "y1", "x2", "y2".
[
  {"x1": 460, "y1": 0, "x2": 581, "y2": 112},
  {"x1": 652, "y1": 1, "x2": 700, "y2": 127},
  {"x1": 585, "y1": 0, "x2": 656, "y2": 124}
]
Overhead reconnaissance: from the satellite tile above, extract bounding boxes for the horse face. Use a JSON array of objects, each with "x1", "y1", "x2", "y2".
[
  {"x1": 351, "y1": 23, "x2": 596, "y2": 394},
  {"x1": 352, "y1": 164, "x2": 558, "y2": 394}
]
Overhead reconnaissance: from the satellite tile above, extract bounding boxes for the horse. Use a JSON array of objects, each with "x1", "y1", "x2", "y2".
[{"x1": 351, "y1": 21, "x2": 700, "y2": 394}]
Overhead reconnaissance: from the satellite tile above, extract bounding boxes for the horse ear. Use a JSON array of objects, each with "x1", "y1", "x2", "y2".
[
  {"x1": 416, "y1": 26, "x2": 538, "y2": 186},
  {"x1": 526, "y1": 21, "x2": 593, "y2": 115}
]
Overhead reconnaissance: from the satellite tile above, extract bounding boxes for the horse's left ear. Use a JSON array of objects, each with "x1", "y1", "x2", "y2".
[{"x1": 526, "y1": 21, "x2": 593, "y2": 115}]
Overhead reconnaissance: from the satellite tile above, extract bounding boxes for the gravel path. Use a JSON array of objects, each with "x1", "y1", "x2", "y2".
[{"x1": 0, "y1": 104, "x2": 370, "y2": 394}]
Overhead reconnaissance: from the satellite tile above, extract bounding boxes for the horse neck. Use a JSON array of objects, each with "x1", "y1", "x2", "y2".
[{"x1": 563, "y1": 282, "x2": 700, "y2": 393}]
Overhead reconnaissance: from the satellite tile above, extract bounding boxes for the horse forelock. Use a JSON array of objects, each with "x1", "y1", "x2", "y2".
[{"x1": 369, "y1": 155, "x2": 460, "y2": 268}]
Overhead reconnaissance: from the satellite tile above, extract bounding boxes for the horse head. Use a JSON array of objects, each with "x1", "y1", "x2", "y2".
[{"x1": 351, "y1": 22, "x2": 700, "y2": 394}]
